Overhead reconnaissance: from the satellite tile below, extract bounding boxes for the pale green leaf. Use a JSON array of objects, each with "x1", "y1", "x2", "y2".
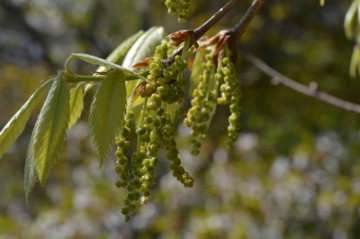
[
  {"x1": 71, "y1": 53, "x2": 128, "y2": 71},
  {"x1": 132, "y1": 101, "x2": 145, "y2": 128},
  {"x1": 89, "y1": 70, "x2": 127, "y2": 167},
  {"x1": 190, "y1": 50, "x2": 206, "y2": 96},
  {"x1": 24, "y1": 130, "x2": 38, "y2": 205},
  {"x1": 32, "y1": 72, "x2": 70, "y2": 185},
  {"x1": 122, "y1": 27, "x2": 165, "y2": 102},
  {"x1": 70, "y1": 53, "x2": 148, "y2": 83},
  {"x1": 96, "y1": 30, "x2": 144, "y2": 72},
  {"x1": 320, "y1": 0, "x2": 325, "y2": 6},
  {"x1": 0, "y1": 79, "x2": 53, "y2": 160},
  {"x1": 68, "y1": 85, "x2": 84, "y2": 129},
  {"x1": 85, "y1": 31, "x2": 144, "y2": 93},
  {"x1": 350, "y1": 45, "x2": 360, "y2": 78},
  {"x1": 344, "y1": 0, "x2": 358, "y2": 40},
  {"x1": 122, "y1": 27, "x2": 165, "y2": 67}
]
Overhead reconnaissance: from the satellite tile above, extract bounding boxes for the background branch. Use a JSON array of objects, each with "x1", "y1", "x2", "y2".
[{"x1": 245, "y1": 53, "x2": 360, "y2": 114}]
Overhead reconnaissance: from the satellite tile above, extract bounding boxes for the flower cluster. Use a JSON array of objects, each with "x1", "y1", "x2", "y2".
[
  {"x1": 217, "y1": 50, "x2": 242, "y2": 145},
  {"x1": 115, "y1": 41, "x2": 193, "y2": 221},
  {"x1": 113, "y1": 30, "x2": 242, "y2": 221},
  {"x1": 164, "y1": 0, "x2": 192, "y2": 23},
  {"x1": 185, "y1": 41, "x2": 242, "y2": 153},
  {"x1": 184, "y1": 52, "x2": 218, "y2": 155}
]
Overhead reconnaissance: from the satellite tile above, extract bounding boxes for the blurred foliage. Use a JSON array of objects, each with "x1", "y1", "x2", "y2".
[{"x1": 1, "y1": 0, "x2": 360, "y2": 238}]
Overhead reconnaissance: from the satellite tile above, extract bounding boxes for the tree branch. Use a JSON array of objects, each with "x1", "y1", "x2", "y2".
[
  {"x1": 193, "y1": 0, "x2": 241, "y2": 39},
  {"x1": 164, "y1": 0, "x2": 240, "y2": 66},
  {"x1": 231, "y1": 0, "x2": 267, "y2": 40},
  {"x1": 245, "y1": 53, "x2": 360, "y2": 114}
]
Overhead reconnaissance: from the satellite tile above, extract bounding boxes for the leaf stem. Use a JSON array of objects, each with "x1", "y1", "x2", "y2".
[
  {"x1": 64, "y1": 55, "x2": 76, "y2": 75},
  {"x1": 63, "y1": 72, "x2": 106, "y2": 83},
  {"x1": 68, "y1": 53, "x2": 155, "y2": 86}
]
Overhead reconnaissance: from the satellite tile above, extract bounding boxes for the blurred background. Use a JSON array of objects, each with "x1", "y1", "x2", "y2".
[{"x1": 1, "y1": 0, "x2": 360, "y2": 238}]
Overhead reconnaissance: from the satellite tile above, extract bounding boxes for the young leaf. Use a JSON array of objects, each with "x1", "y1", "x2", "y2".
[
  {"x1": 122, "y1": 27, "x2": 165, "y2": 68},
  {"x1": 85, "y1": 31, "x2": 144, "y2": 93},
  {"x1": 0, "y1": 79, "x2": 53, "y2": 160},
  {"x1": 31, "y1": 72, "x2": 70, "y2": 185},
  {"x1": 89, "y1": 70, "x2": 127, "y2": 167},
  {"x1": 344, "y1": 0, "x2": 358, "y2": 40},
  {"x1": 24, "y1": 130, "x2": 38, "y2": 205},
  {"x1": 96, "y1": 30, "x2": 144, "y2": 72},
  {"x1": 70, "y1": 53, "x2": 148, "y2": 83},
  {"x1": 350, "y1": 45, "x2": 360, "y2": 78},
  {"x1": 122, "y1": 27, "x2": 165, "y2": 101},
  {"x1": 68, "y1": 85, "x2": 84, "y2": 129},
  {"x1": 190, "y1": 50, "x2": 206, "y2": 96}
]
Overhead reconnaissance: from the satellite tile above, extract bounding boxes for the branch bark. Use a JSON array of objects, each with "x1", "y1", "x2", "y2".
[
  {"x1": 245, "y1": 53, "x2": 360, "y2": 114},
  {"x1": 164, "y1": 0, "x2": 240, "y2": 66},
  {"x1": 231, "y1": 0, "x2": 267, "y2": 40},
  {"x1": 193, "y1": 0, "x2": 241, "y2": 39}
]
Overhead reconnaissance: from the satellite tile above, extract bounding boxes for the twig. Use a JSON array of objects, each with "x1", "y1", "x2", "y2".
[
  {"x1": 193, "y1": 0, "x2": 241, "y2": 39},
  {"x1": 231, "y1": 0, "x2": 266, "y2": 39},
  {"x1": 164, "y1": 0, "x2": 241, "y2": 66},
  {"x1": 245, "y1": 53, "x2": 360, "y2": 114}
]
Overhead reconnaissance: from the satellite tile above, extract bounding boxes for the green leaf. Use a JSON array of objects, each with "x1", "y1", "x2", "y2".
[
  {"x1": 24, "y1": 130, "x2": 38, "y2": 205},
  {"x1": 68, "y1": 85, "x2": 84, "y2": 129},
  {"x1": 122, "y1": 27, "x2": 165, "y2": 101},
  {"x1": 63, "y1": 71, "x2": 106, "y2": 84},
  {"x1": 89, "y1": 70, "x2": 127, "y2": 167},
  {"x1": 0, "y1": 79, "x2": 53, "y2": 160},
  {"x1": 320, "y1": 0, "x2": 325, "y2": 6},
  {"x1": 31, "y1": 72, "x2": 70, "y2": 185},
  {"x1": 344, "y1": 0, "x2": 358, "y2": 40},
  {"x1": 132, "y1": 101, "x2": 145, "y2": 128},
  {"x1": 190, "y1": 50, "x2": 206, "y2": 96},
  {"x1": 85, "y1": 31, "x2": 144, "y2": 93},
  {"x1": 96, "y1": 30, "x2": 144, "y2": 72},
  {"x1": 70, "y1": 53, "x2": 148, "y2": 83},
  {"x1": 122, "y1": 27, "x2": 165, "y2": 67},
  {"x1": 350, "y1": 45, "x2": 360, "y2": 78}
]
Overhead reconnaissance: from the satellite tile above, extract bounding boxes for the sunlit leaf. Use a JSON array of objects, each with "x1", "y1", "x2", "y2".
[
  {"x1": 85, "y1": 30, "x2": 144, "y2": 93},
  {"x1": 122, "y1": 27, "x2": 165, "y2": 102},
  {"x1": 68, "y1": 85, "x2": 84, "y2": 129},
  {"x1": 344, "y1": 0, "x2": 358, "y2": 40},
  {"x1": 31, "y1": 72, "x2": 70, "y2": 185},
  {"x1": 24, "y1": 130, "x2": 38, "y2": 205},
  {"x1": 189, "y1": 50, "x2": 206, "y2": 95},
  {"x1": 89, "y1": 70, "x2": 127, "y2": 167},
  {"x1": 70, "y1": 53, "x2": 147, "y2": 83},
  {"x1": 97, "y1": 30, "x2": 144, "y2": 72},
  {"x1": 0, "y1": 79, "x2": 53, "y2": 160}
]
